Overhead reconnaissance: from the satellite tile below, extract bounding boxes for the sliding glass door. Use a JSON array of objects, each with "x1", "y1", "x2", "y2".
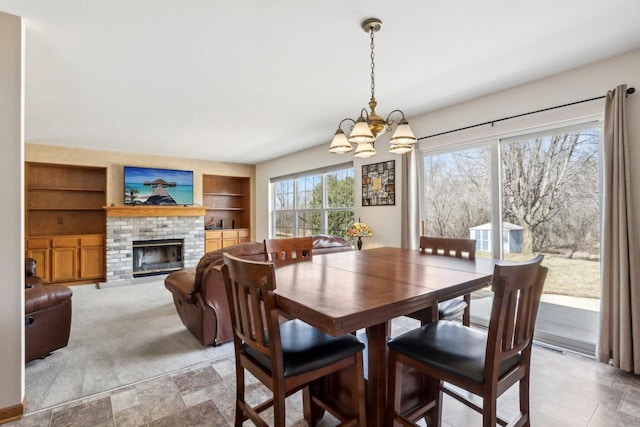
[{"x1": 422, "y1": 122, "x2": 602, "y2": 354}]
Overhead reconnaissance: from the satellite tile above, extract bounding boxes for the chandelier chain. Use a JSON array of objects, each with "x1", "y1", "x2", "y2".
[{"x1": 370, "y1": 27, "x2": 375, "y2": 100}]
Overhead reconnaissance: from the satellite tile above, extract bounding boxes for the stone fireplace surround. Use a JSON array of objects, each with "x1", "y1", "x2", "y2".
[{"x1": 102, "y1": 207, "x2": 205, "y2": 287}]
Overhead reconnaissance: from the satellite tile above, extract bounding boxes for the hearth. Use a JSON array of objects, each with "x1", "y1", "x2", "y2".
[{"x1": 132, "y1": 239, "x2": 183, "y2": 277}]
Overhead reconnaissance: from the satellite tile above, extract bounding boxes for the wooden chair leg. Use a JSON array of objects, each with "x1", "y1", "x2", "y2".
[
  {"x1": 234, "y1": 366, "x2": 245, "y2": 427},
  {"x1": 520, "y1": 372, "x2": 531, "y2": 427},
  {"x1": 482, "y1": 391, "x2": 497, "y2": 427},
  {"x1": 463, "y1": 293, "x2": 471, "y2": 326},
  {"x1": 303, "y1": 379, "x2": 327, "y2": 427},
  {"x1": 273, "y1": 385, "x2": 286, "y2": 427},
  {"x1": 424, "y1": 377, "x2": 442, "y2": 427}
]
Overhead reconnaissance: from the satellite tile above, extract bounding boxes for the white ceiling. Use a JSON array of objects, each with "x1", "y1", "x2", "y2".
[{"x1": 1, "y1": 0, "x2": 639, "y2": 164}]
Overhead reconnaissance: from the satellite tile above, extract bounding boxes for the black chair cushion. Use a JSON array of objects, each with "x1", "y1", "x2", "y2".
[
  {"x1": 244, "y1": 319, "x2": 365, "y2": 378},
  {"x1": 388, "y1": 320, "x2": 521, "y2": 384},
  {"x1": 438, "y1": 297, "x2": 467, "y2": 319}
]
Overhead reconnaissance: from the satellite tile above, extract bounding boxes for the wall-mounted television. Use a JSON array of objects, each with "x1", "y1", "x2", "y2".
[{"x1": 124, "y1": 166, "x2": 194, "y2": 205}]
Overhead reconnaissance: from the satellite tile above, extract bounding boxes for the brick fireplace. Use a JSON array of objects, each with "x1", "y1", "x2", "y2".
[{"x1": 102, "y1": 206, "x2": 205, "y2": 286}]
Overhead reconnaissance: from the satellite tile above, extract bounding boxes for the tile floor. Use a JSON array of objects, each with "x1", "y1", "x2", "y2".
[{"x1": 8, "y1": 320, "x2": 640, "y2": 427}]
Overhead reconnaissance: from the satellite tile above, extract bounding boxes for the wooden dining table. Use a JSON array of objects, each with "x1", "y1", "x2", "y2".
[{"x1": 274, "y1": 246, "x2": 497, "y2": 427}]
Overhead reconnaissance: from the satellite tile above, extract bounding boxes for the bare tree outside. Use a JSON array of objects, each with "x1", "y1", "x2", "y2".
[
  {"x1": 424, "y1": 146, "x2": 491, "y2": 239},
  {"x1": 423, "y1": 126, "x2": 602, "y2": 301},
  {"x1": 502, "y1": 130, "x2": 600, "y2": 255}
]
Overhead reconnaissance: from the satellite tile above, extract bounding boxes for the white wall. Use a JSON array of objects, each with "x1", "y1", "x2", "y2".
[
  {"x1": 255, "y1": 136, "x2": 403, "y2": 249},
  {"x1": 0, "y1": 11, "x2": 24, "y2": 415},
  {"x1": 256, "y1": 49, "x2": 640, "y2": 247}
]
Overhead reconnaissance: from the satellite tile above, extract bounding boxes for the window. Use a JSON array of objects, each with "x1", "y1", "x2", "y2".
[
  {"x1": 421, "y1": 121, "x2": 603, "y2": 354},
  {"x1": 272, "y1": 165, "x2": 354, "y2": 238}
]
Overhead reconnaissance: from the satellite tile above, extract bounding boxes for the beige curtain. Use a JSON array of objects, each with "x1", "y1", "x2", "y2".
[
  {"x1": 598, "y1": 84, "x2": 640, "y2": 374},
  {"x1": 401, "y1": 149, "x2": 420, "y2": 250}
]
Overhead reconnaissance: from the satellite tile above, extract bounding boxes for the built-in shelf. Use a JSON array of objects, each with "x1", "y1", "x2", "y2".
[
  {"x1": 28, "y1": 187, "x2": 106, "y2": 192},
  {"x1": 25, "y1": 162, "x2": 108, "y2": 285},
  {"x1": 202, "y1": 175, "x2": 250, "y2": 231}
]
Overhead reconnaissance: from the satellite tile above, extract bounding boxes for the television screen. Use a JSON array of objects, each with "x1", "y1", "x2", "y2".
[{"x1": 124, "y1": 166, "x2": 194, "y2": 205}]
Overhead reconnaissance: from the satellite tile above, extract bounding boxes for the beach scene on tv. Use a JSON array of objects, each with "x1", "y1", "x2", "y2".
[{"x1": 124, "y1": 166, "x2": 194, "y2": 205}]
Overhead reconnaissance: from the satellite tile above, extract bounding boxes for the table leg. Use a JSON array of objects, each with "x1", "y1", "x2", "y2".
[{"x1": 365, "y1": 322, "x2": 390, "y2": 427}]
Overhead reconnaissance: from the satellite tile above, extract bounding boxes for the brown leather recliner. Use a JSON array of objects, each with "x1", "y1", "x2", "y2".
[
  {"x1": 25, "y1": 258, "x2": 73, "y2": 363},
  {"x1": 165, "y1": 235, "x2": 353, "y2": 346}
]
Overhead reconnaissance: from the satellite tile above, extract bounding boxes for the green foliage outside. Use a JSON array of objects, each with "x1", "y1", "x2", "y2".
[
  {"x1": 309, "y1": 174, "x2": 355, "y2": 239},
  {"x1": 273, "y1": 170, "x2": 355, "y2": 241}
]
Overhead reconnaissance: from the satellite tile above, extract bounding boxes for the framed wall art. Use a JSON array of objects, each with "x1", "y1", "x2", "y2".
[{"x1": 361, "y1": 160, "x2": 395, "y2": 206}]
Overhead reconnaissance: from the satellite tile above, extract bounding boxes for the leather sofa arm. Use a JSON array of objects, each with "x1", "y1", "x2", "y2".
[
  {"x1": 164, "y1": 269, "x2": 197, "y2": 303},
  {"x1": 25, "y1": 257, "x2": 45, "y2": 288},
  {"x1": 195, "y1": 241, "x2": 264, "y2": 287},
  {"x1": 26, "y1": 276, "x2": 44, "y2": 289},
  {"x1": 25, "y1": 284, "x2": 73, "y2": 314}
]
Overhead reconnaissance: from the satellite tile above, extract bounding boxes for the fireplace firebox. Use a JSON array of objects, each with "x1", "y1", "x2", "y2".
[{"x1": 132, "y1": 239, "x2": 184, "y2": 277}]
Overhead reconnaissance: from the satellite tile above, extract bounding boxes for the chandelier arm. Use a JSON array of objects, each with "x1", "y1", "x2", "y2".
[
  {"x1": 385, "y1": 109, "x2": 407, "y2": 125},
  {"x1": 337, "y1": 118, "x2": 357, "y2": 132}
]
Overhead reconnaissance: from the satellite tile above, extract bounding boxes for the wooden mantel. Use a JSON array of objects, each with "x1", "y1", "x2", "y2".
[{"x1": 104, "y1": 205, "x2": 207, "y2": 217}]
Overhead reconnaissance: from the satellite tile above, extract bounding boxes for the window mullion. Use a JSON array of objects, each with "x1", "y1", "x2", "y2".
[{"x1": 490, "y1": 139, "x2": 503, "y2": 259}]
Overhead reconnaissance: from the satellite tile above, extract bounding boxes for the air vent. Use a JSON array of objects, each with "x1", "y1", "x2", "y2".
[{"x1": 533, "y1": 341, "x2": 565, "y2": 354}]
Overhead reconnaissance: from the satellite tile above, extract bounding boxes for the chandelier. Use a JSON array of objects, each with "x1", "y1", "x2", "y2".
[{"x1": 329, "y1": 18, "x2": 417, "y2": 159}]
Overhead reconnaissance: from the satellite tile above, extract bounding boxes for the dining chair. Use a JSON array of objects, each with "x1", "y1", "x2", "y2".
[
  {"x1": 221, "y1": 253, "x2": 366, "y2": 427},
  {"x1": 386, "y1": 254, "x2": 547, "y2": 427},
  {"x1": 263, "y1": 236, "x2": 314, "y2": 264},
  {"x1": 417, "y1": 236, "x2": 478, "y2": 325}
]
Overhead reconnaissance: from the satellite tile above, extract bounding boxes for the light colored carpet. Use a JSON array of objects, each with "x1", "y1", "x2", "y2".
[{"x1": 25, "y1": 279, "x2": 234, "y2": 413}]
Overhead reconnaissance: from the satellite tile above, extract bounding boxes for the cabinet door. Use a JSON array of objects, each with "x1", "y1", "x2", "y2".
[
  {"x1": 80, "y1": 245, "x2": 104, "y2": 279},
  {"x1": 238, "y1": 229, "x2": 250, "y2": 244},
  {"x1": 205, "y1": 239, "x2": 222, "y2": 253},
  {"x1": 52, "y1": 247, "x2": 77, "y2": 282},
  {"x1": 221, "y1": 230, "x2": 239, "y2": 248},
  {"x1": 221, "y1": 237, "x2": 238, "y2": 248},
  {"x1": 26, "y1": 248, "x2": 50, "y2": 283}
]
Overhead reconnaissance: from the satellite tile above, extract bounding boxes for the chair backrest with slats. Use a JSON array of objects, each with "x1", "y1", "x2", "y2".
[
  {"x1": 419, "y1": 236, "x2": 476, "y2": 260},
  {"x1": 264, "y1": 236, "x2": 314, "y2": 264},
  {"x1": 221, "y1": 253, "x2": 283, "y2": 365},
  {"x1": 485, "y1": 254, "x2": 547, "y2": 380}
]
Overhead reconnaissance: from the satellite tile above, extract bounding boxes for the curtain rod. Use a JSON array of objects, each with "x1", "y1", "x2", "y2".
[{"x1": 418, "y1": 86, "x2": 635, "y2": 140}]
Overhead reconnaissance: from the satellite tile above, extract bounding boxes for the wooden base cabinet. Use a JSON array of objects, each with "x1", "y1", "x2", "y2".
[
  {"x1": 26, "y1": 234, "x2": 105, "y2": 284},
  {"x1": 205, "y1": 229, "x2": 250, "y2": 253}
]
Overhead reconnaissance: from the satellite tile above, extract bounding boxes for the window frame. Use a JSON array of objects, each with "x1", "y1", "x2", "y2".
[{"x1": 270, "y1": 163, "x2": 354, "y2": 238}]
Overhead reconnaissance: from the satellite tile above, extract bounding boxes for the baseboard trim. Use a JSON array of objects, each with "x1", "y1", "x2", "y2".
[{"x1": 0, "y1": 397, "x2": 25, "y2": 425}]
